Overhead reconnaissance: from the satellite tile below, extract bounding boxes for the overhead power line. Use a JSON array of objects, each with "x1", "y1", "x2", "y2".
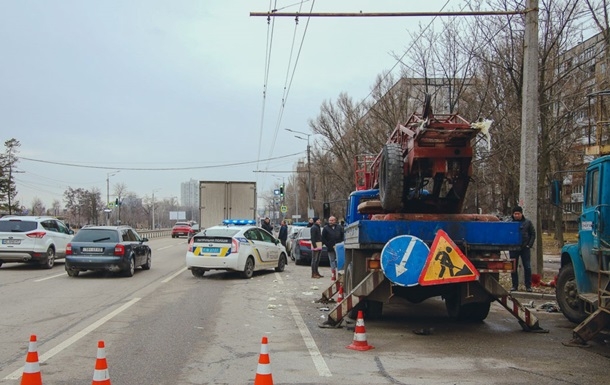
[{"x1": 19, "y1": 151, "x2": 304, "y2": 171}]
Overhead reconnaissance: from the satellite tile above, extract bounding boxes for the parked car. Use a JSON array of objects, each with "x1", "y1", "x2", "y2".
[
  {"x1": 292, "y1": 227, "x2": 329, "y2": 266},
  {"x1": 186, "y1": 219, "x2": 287, "y2": 279},
  {"x1": 286, "y1": 224, "x2": 306, "y2": 257},
  {"x1": 64, "y1": 225, "x2": 151, "y2": 277},
  {"x1": 0, "y1": 215, "x2": 74, "y2": 269},
  {"x1": 172, "y1": 222, "x2": 195, "y2": 238}
]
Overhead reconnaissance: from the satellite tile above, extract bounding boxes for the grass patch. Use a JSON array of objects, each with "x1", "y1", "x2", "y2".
[{"x1": 541, "y1": 232, "x2": 578, "y2": 254}]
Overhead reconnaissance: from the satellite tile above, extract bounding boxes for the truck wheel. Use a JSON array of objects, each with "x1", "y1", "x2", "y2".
[
  {"x1": 379, "y1": 143, "x2": 404, "y2": 211},
  {"x1": 445, "y1": 295, "x2": 490, "y2": 322},
  {"x1": 556, "y1": 264, "x2": 588, "y2": 323},
  {"x1": 242, "y1": 257, "x2": 255, "y2": 279}
]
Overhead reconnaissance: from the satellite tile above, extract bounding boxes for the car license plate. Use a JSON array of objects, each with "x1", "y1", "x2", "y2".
[
  {"x1": 2, "y1": 239, "x2": 21, "y2": 245},
  {"x1": 202, "y1": 247, "x2": 220, "y2": 253},
  {"x1": 82, "y1": 247, "x2": 104, "y2": 253}
]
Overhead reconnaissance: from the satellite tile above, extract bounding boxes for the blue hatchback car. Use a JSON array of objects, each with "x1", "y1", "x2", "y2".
[{"x1": 65, "y1": 226, "x2": 151, "y2": 277}]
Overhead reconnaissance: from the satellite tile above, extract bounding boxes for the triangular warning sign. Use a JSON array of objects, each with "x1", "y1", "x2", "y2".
[{"x1": 418, "y1": 229, "x2": 479, "y2": 286}]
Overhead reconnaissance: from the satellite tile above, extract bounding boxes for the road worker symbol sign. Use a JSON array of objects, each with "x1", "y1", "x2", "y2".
[{"x1": 418, "y1": 229, "x2": 479, "y2": 286}]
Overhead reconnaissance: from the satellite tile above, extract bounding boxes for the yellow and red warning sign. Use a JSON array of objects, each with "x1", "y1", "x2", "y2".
[{"x1": 418, "y1": 229, "x2": 479, "y2": 286}]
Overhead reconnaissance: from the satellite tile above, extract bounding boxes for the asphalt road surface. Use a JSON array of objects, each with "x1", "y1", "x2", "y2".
[{"x1": 0, "y1": 237, "x2": 607, "y2": 384}]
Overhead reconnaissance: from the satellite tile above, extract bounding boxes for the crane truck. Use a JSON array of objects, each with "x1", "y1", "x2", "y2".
[{"x1": 319, "y1": 95, "x2": 546, "y2": 332}]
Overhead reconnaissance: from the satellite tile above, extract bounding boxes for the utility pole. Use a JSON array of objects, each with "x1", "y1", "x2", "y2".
[
  {"x1": 106, "y1": 171, "x2": 120, "y2": 226},
  {"x1": 520, "y1": 0, "x2": 540, "y2": 274},
  {"x1": 286, "y1": 128, "x2": 313, "y2": 217}
]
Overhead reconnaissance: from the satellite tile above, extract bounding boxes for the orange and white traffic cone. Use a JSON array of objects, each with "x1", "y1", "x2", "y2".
[
  {"x1": 92, "y1": 340, "x2": 111, "y2": 385},
  {"x1": 346, "y1": 310, "x2": 374, "y2": 351},
  {"x1": 336, "y1": 284, "x2": 344, "y2": 303},
  {"x1": 254, "y1": 336, "x2": 273, "y2": 385},
  {"x1": 20, "y1": 335, "x2": 42, "y2": 385}
]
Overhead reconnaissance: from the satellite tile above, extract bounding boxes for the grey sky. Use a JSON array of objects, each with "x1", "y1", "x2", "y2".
[{"x1": 1, "y1": 0, "x2": 452, "y2": 209}]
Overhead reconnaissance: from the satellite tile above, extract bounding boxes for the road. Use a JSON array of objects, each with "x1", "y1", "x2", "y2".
[{"x1": 0, "y1": 237, "x2": 607, "y2": 384}]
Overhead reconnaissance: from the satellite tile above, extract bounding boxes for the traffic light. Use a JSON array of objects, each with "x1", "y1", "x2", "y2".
[
  {"x1": 279, "y1": 184, "x2": 284, "y2": 197},
  {"x1": 323, "y1": 202, "x2": 330, "y2": 219},
  {"x1": 115, "y1": 198, "x2": 119, "y2": 205}
]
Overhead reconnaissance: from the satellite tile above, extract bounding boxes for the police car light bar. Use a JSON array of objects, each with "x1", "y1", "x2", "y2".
[{"x1": 222, "y1": 219, "x2": 256, "y2": 225}]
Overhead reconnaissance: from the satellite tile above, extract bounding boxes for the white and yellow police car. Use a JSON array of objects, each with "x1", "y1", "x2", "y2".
[{"x1": 186, "y1": 219, "x2": 287, "y2": 278}]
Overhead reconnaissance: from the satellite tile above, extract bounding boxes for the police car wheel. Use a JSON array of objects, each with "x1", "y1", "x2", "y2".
[
  {"x1": 191, "y1": 268, "x2": 205, "y2": 278},
  {"x1": 275, "y1": 254, "x2": 287, "y2": 272},
  {"x1": 242, "y1": 257, "x2": 255, "y2": 279}
]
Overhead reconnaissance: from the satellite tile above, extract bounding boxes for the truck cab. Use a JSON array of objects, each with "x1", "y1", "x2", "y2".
[{"x1": 556, "y1": 154, "x2": 610, "y2": 324}]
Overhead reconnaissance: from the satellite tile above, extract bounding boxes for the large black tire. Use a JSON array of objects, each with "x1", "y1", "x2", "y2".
[
  {"x1": 141, "y1": 253, "x2": 151, "y2": 270},
  {"x1": 556, "y1": 264, "x2": 588, "y2": 323},
  {"x1": 379, "y1": 143, "x2": 404, "y2": 212},
  {"x1": 275, "y1": 254, "x2": 287, "y2": 272},
  {"x1": 445, "y1": 294, "x2": 490, "y2": 322},
  {"x1": 191, "y1": 268, "x2": 205, "y2": 278},
  {"x1": 41, "y1": 247, "x2": 55, "y2": 269},
  {"x1": 123, "y1": 257, "x2": 135, "y2": 277},
  {"x1": 66, "y1": 269, "x2": 80, "y2": 277},
  {"x1": 242, "y1": 257, "x2": 255, "y2": 279}
]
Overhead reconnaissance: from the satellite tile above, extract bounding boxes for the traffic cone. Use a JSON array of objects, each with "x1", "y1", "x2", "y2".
[
  {"x1": 336, "y1": 284, "x2": 344, "y2": 303},
  {"x1": 92, "y1": 340, "x2": 111, "y2": 385},
  {"x1": 331, "y1": 269, "x2": 336, "y2": 281},
  {"x1": 254, "y1": 336, "x2": 273, "y2": 385},
  {"x1": 346, "y1": 310, "x2": 374, "y2": 351},
  {"x1": 21, "y1": 335, "x2": 42, "y2": 385}
]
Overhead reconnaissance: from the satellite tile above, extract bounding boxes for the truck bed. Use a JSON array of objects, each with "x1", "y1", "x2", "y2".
[{"x1": 345, "y1": 215, "x2": 521, "y2": 251}]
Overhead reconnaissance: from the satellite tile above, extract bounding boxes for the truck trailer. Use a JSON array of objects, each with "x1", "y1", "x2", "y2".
[
  {"x1": 319, "y1": 95, "x2": 545, "y2": 332},
  {"x1": 199, "y1": 181, "x2": 257, "y2": 230}
]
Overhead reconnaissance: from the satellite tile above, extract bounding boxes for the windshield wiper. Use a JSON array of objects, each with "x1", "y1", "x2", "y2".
[{"x1": 92, "y1": 237, "x2": 111, "y2": 242}]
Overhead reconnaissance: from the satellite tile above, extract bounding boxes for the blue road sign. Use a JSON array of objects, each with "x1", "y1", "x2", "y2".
[{"x1": 380, "y1": 235, "x2": 430, "y2": 287}]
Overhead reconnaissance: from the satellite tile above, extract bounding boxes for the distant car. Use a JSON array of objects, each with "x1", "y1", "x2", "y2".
[
  {"x1": 292, "y1": 227, "x2": 329, "y2": 266},
  {"x1": 172, "y1": 222, "x2": 195, "y2": 238},
  {"x1": 64, "y1": 225, "x2": 151, "y2": 277},
  {"x1": 0, "y1": 215, "x2": 74, "y2": 269},
  {"x1": 186, "y1": 219, "x2": 287, "y2": 279},
  {"x1": 286, "y1": 224, "x2": 306, "y2": 257}
]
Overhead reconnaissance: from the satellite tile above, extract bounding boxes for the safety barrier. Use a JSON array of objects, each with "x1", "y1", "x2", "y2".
[{"x1": 137, "y1": 229, "x2": 172, "y2": 239}]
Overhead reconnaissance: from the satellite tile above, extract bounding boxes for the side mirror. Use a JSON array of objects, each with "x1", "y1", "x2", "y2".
[{"x1": 141, "y1": 237, "x2": 149, "y2": 243}]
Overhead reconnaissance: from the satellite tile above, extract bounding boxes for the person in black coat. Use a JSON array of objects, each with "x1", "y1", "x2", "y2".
[
  {"x1": 322, "y1": 216, "x2": 344, "y2": 277},
  {"x1": 278, "y1": 220, "x2": 288, "y2": 247},
  {"x1": 310, "y1": 217, "x2": 323, "y2": 278},
  {"x1": 509, "y1": 206, "x2": 536, "y2": 292},
  {"x1": 261, "y1": 217, "x2": 273, "y2": 234}
]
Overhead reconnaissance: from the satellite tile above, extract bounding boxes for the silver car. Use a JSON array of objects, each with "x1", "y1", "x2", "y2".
[{"x1": 0, "y1": 216, "x2": 74, "y2": 269}]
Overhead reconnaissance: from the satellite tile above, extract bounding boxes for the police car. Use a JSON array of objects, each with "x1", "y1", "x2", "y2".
[{"x1": 186, "y1": 219, "x2": 287, "y2": 278}]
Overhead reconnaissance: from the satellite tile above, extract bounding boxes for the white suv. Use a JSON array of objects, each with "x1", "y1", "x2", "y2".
[{"x1": 0, "y1": 216, "x2": 74, "y2": 269}]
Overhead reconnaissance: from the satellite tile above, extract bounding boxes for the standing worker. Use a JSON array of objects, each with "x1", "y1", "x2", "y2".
[
  {"x1": 310, "y1": 217, "x2": 323, "y2": 278},
  {"x1": 278, "y1": 220, "x2": 288, "y2": 247},
  {"x1": 322, "y1": 216, "x2": 344, "y2": 281},
  {"x1": 510, "y1": 206, "x2": 536, "y2": 292}
]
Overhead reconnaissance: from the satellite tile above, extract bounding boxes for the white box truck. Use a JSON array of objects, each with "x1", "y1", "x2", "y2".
[{"x1": 199, "y1": 181, "x2": 257, "y2": 229}]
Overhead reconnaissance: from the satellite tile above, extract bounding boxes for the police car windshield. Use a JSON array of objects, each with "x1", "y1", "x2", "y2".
[{"x1": 200, "y1": 228, "x2": 240, "y2": 237}]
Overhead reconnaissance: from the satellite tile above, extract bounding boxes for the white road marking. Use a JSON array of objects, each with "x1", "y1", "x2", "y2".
[
  {"x1": 162, "y1": 266, "x2": 187, "y2": 283},
  {"x1": 34, "y1": 273, "x2": 66, "y2": 282},
  {"x1": 275, "y1": 272, "x2": 332, "y2": 377},
  {"x1": 3, "y1": 298, "x2": 141, "y2": 380},
  {"x1": 157, "y1": 244, "x2": 183, "y2": 251}
]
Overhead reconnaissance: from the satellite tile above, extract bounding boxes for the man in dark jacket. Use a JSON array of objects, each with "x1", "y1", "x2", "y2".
[
  {"x1": 278, "y1": 220, "x2": 288, "y2": 247},
  {"x1": 261, "y1": 217, "x2": 273, "y2": 234},
  {"x1": 322, "y1": 216, "x2": 344, "y2": 280},
  {"x1": 509, "y1": 206, "x2": 536, "y2": 292},
  {"x1": 310, "y1": 217, "x2": 323, "y2": 278}
]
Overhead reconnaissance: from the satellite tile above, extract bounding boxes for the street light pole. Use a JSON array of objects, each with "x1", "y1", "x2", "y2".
[
  {"x1": 152, "y1": 189, "x2": 160, "y2": 229},
  {"x1": 106, "y1": 171, "x2": 120, "y2": 226},
  {"x1": 285, "y1": 128, "x2": 313, "y2": 217}
]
